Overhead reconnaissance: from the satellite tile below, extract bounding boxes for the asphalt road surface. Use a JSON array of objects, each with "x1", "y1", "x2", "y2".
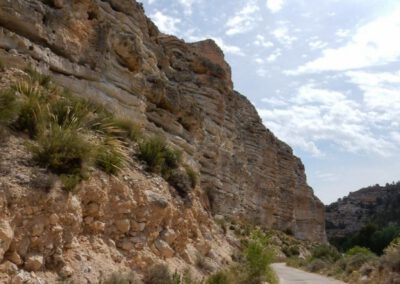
[{"x1": 271, "y1": 263, "x2": 346, "y2": 284}]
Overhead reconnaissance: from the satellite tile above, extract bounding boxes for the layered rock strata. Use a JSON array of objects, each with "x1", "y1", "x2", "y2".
[{"x1": 0, "y1": 0, "x2": 326, "y2": 280}]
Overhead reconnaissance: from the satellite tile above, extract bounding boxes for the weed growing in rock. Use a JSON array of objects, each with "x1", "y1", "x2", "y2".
[
  {"x1": 30, "y1": 121, "x2": 92, "y2": 187},
  {"x1": 111, "y1": 117, "x2": 142, "y2": 142},
  {"x1": 138, "y1": 136, "x2": 166, "y2": 172},
  {"x1": 0, "y1": 68, "x2": 140, "y2": 190},
  {"x1": 143, "y1": 264, "x2": 173, "y2": 284},
  {"x1": 0, "y1": 89, "x2": 19, "y2": 125},
  {"x1": 100, "y1": 272, "x2": 138, "y2": 284},
  {"x1": 96, "y1": 136, "x2": 129, "y2": 175}
]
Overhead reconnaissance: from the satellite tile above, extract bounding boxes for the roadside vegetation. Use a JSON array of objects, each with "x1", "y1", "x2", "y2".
[{"x1": 286, "y1": 238, "x2": 400, "y2": 283}]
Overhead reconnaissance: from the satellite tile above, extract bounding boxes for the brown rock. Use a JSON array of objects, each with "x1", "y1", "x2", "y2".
[
  {"x1": 6, "y1": 251, "x2": 23, "y2": 266},
  {"x1": 154, "y1": 239, "x2": 174, "y2": 258},
  {"x1": 0, "y1": 220, "x2": 13, "y2": 262},
  {"x1": 25, "y1": 254, "x2": 44, "y2": 271},
  {"x1": 115, "y1": 219, "x2": 131, "y2": 233}
]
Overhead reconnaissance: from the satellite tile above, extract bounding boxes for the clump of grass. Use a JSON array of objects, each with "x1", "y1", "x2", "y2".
[
  {"x1": 25, "y1": 65, "x2": 51, "y2": 88},
  {"x1": 0, "y1": 59, "x2": 5, "y2": 71},
  {"x1": 100, "y1": 272, "x2": 138, "y2": 284},
  {"x1": 143, "y1": 264, "x2": 173, "y2": 284},
  {"x1": 96, "y1": 136, "x2": 129, "y2": 175},
  {"x1": 138, "y1": 136, "x2": 183, "y2": 177},
  {"x1": 111, "y1": 117, "x2": 142, "y2": 142},
  {"x1": 138, "y1": 136, "x2": 170, "y2": 173},
  {"x1": 207, "y1": 271, "x2": 230, "y2": 284},
  {"x1": 31, "y1": 123, "x2": 91, "y2": 174},
  {"x1": 0, "y1": 89, "x2": 19, "y2": 125},
  {"x1": 184, "y1": 166, "x2": 198, "y2": 188},
  {"x1": 0, "y1": 68, "x2": 142, "y2": 190}
]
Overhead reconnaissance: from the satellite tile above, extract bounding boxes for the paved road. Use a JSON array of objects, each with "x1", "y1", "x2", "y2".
[{"x1": 271, "y1": 263, "x2": 346, "y2": 284}]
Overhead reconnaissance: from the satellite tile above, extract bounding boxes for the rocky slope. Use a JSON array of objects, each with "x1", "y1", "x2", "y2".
[
  {"x1": 326, "y1": 182, "x2": 400, "y2": 240},
  {"x1": 0, "y1": 0, "x2": 325, "y2": 282}
]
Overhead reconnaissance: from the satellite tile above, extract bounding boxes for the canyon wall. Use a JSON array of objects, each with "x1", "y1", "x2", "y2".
[{"x1": 0, "y1": 0, "x2": 325, "y2": 252}]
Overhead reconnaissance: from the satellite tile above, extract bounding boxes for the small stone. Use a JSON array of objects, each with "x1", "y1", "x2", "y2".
[
  {"x1": 161, "y1": 228, "x2": 177, "y2": 244},
  {"x1": 131, "y1": 221, "x2": 146, "y2": 232},
  {"x1": 154, "y1": 239, "x2": 174, "y2": 258},
  {"x1": 31, "y1": 223, "x2": 44, "y2": 236},
  {"x1": 86, "y1": 203, "x2": 100, "y2": 217},
  {"x1": 7, "y1": 251, "x2": 23, "y2": 265},
  {"x1": 49, "y1": 213, "x2": 59, "y2": 225},
  {"x1": 59, "y1": 265, "x2": 74, "y2": 277},
  {"x1": 119, "y1": 240, "x2": 134, "y2": 251},
  {"x1": 53, "y1": 0, "x2": 64, "y2": 9},
  {"x1": 0, "y1": 220, "x2": 14, "y2": 262},
  {"x1": 0, "y1": 261, "x2": 18, "y2": 274},
  {"x1": 25, "y1": 254, "x2": 44, "y2": 271},
  {"x1": 115, "y1": 219, "x2": 130, "y2": 233},
  {"x1": 92, "y1": 221, "x2": 106, "y2": 232}
]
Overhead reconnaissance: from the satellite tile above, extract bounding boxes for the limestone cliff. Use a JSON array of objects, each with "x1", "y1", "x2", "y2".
[
  {"x1": 0, "y1": 0, "x2": 325, "y2": 281},
  {"x1": 326, "y1": 182, "x2": 400, "y2": 240}
]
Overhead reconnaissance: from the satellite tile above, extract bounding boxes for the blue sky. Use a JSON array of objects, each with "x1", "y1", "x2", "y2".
[{"x1": 138, "y1": 0, "x2": 400, "y2": 204}]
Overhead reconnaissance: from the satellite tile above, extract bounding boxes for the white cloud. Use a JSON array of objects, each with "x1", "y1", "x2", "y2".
[
  {"x1": 150, "y1": 11, "x2": 181, "y2": 34},
  {"x1": 335, "y1": 29, "x2": 351, "y2": 38},
  {"x1": 254, "y1": 35, "x2": 274, "y2": 48},
  {"x1": 266, "y1": 49, "x2": 281, "y2": 62},
  {"x1": 186, "y1": 34, "x2": 245, "y2": 56},
  {"x1": 257, "y1": 84, "x2": 397, "y2": 157},
  {"x1": 225, "y1": 1, "x2": 260, "y2": 36},
  {"x1": 256, "y1": 68, "x2": 268, "y2": 77},
  {"x1": 211, "y1": 37, "x2": 245, "y2": 56},
  {"x1": 346, "y1": 70, "x2": 400, "y2": 125},
  {"x1": 308, "y1": 40, "x2": 328, "y2": 50},
  {"x1": 271, "y1": 26, "x2": 297, "y2": 47},
  {"x1": 290, "y1": 8, "x2": 400, "y2": 73},
  {"x1": 266, "y1": 0, "x2": 284, "y2": 13},
  {"x1": 177, "y1": 0, "x2": 198, "y2": 15}
]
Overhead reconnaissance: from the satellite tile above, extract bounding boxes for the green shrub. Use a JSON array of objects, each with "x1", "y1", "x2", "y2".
[
  {"x1": 95, "y1": 137, "x2": 128, "y2": 175},
  {"x1": 307, "y1": 259, "x2": 328, "y2": 272},
  {"x1": 311, "y1": 244, "x2": 341, "y2": 263},
  {"x1": 50, "y1": 95, "x2": 93, "y2": 128},
  {"x1": 30, "y1": 122, "x2": 91, "y2": 176},
  {"x1": 167, "y1": 168, "x2": 193, "y2": 197},
  {"x1": 25, "y1": 66, "x2": 51, "y2": 88},
  {"x1": 111, "y1": 117, "x2": 142, "y2": 142},
  {"x1": 143, "y1": 264, "x2": 173, "y2": 284},
  {"x1": 346, "y1": 246, "x2": 375, "y2": 256},
  {"x1": 11, "y1": 81, "x2": 49, "y2": 137},
  {"x1": 243, "y1": 230, "x2": 276, "y2": 284},
  {"x1": 100, "y1": 272, "x2": 138, "y2": 284},
  {"x1": 283, "y1": 245, "x2": 300, "y2": 257},
  {"x1": 184, "y1": 166, "x2": 198, "y2": 188},
  {"x1": 207, "y1": 271, "x2": 230, "y2": 284},
  {"x1": 344, "y1": 253, "x2": 374, "y2": 273},
  {"x1": 138, "y1": 136, "x2": 167, "y2": 173},
  {"x1": 163, "y1": 147, "x2": 182, "y2": 169},
  {"x1": 60, "y1": 174, "x2": 82, "y2": 192},
  {"x1": 0, "y1": 89, "x2": 19, "y2": 125}
]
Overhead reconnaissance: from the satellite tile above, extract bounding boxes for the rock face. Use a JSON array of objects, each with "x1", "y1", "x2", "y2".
[
  {"x1": 0, "y1": 1, "x2": 327, "y2": 281},
  {"x1": 0, "y1": 0, "x2": 325, "y2": 241},
  {"x1": 326, "y1": 182, "x2": 400, "y2": 239}
]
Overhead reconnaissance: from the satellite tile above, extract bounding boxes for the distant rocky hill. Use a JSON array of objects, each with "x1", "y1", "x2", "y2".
[
  {"x1": 326, "y1": 182, "x2": 400, "y2": 252},
  {"x1": 0, "y1": 0, "x2": 325, "y2": 282}
]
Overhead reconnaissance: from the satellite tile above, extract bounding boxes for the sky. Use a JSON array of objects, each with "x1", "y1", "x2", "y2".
[{"x1": 138, "y1": 0, "x2": 400, "y2": 204}]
